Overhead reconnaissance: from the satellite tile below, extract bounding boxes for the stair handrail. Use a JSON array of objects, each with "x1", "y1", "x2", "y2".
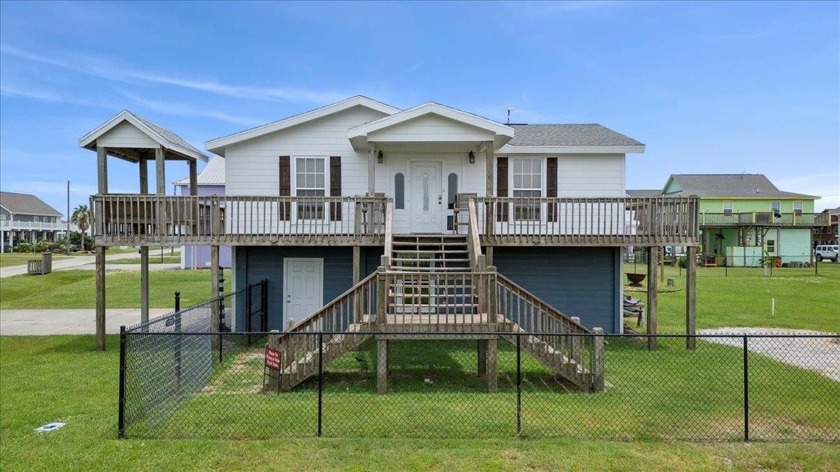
[
  {"x1": 494, "y1": 272, "x2": 590, "y2": 335},
  {"x1": 467, "y1": 197, "x2": 483, "y2": 270}
]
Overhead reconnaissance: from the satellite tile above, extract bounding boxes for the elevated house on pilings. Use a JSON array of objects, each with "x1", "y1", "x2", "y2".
[{"x1": 81, "y1": 96, "x2": 701, "y2": 392}]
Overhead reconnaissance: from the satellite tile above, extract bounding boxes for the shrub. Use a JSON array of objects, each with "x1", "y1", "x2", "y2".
[{"x1": 14, "y1": 242, "x2": 34, "y2": 253}]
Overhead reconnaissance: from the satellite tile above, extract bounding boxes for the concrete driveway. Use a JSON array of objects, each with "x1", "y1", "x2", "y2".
[{"x1": 0, "y1": 308, "x2": 172, "y2": 335}]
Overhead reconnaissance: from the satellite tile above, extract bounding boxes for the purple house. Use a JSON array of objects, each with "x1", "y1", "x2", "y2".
[{"x1": 175, "y1": 156, "x2": 231, "y2": 269}]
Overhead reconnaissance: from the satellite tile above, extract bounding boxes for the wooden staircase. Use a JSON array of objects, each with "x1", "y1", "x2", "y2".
[{"x1": 270, "y1": 200, "x2": 603, "y2": 392}]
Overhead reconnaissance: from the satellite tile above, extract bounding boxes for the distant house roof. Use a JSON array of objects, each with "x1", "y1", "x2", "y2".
[
  {"x1": 79, "y1": 110, "x2": 208, "y2": 162},
  {"x1": 175, "y1": 155, "x2": 225, "y2": 185},
  {"x1": 663, "y1": 174, "x2": 818, "y2": 199},
  {"x1": 0, "y1": 191, "x2": 63, "y2": 217},
  {"x1": 626, "y1": 189, "x2": 663, "y2": 198}
]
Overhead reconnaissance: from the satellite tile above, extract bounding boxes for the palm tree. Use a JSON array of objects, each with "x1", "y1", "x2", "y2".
[{"x1": 71, "y1": 204, "x2": 91, "y2": 251}]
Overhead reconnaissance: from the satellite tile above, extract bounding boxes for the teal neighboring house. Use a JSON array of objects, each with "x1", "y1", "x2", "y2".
[{"x1": 661, "y1": 174, "x2": 828, "y2": 266}]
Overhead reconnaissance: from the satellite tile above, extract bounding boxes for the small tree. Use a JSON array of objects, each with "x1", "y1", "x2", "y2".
[{"x1": 71, "y1": 204, "x2": 91, "y2": 251}]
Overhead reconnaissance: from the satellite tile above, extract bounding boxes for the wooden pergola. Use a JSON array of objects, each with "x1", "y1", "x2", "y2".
[{"x1": 79, "y1": 110, "x2": 209, "y2": 350}]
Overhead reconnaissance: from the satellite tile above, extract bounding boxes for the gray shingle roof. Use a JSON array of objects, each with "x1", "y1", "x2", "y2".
[
  {"x1": 128, "y1": 111, "x2": 205, "y2": 157},
  {"x1": 508, "y1": 124, "x2": 643, "y2": 147},
  {"x1": 0, "y1": 192, "x2": 63, "y2": 216},
  {"x1": 175, "y1": 155, "x2": 225, "y2": 185},
  {"x1": 626, "y1": 189, "x2": 663, "y2": 198},
  {"x1": 665, "y1": 174, "x2": 818, "y2": 199}
]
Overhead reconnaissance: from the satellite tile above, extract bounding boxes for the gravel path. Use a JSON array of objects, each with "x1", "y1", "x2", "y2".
[{"x1": 699, "y1": 327, "x2": 840, "y2": 382}]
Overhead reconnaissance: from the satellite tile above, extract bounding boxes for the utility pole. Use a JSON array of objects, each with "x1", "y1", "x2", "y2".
[{"x1": 66, "y1": 180, "x2": 70, "y2": 241}]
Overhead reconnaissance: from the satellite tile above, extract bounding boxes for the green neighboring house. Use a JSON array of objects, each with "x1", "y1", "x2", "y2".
[{"x1": 661, "y1": 174, "x2": 828, "y2": 266}]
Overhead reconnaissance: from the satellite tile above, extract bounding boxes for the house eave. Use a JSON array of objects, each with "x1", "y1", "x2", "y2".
[{"x1": 497, "y1": 144, "x2": 646, "y2": 154}]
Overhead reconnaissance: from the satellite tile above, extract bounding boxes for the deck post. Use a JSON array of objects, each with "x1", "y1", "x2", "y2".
[
  {"x1": 210, "y1": 246, "x2": 220, "y2": 349},
  {"x1": 376, "y1": 266, "x2": 387, "y2": 325},
  {"x1": 477, "y1": 340, "x2": 487, "y2": 377},
  {"x1": 570, "y1": 316, "x2": 582, "y2": 365},
  {"x1": 686, "y1": 245, "x2": 697, "y2": 350},
  {"x1": 139, "y1": 158, "x2": 150, "y2": 325},
  {"x1": 377, "y1": 337, "x2": 388, "y2": 394},
  {"x1": 487, "y1": 337, "x2": 498, "y2": 393},
  {"x1": 646, "y1": 247, "x2": 658, "y2": 350},
  {"x1": 352, "y1": 246, "x2": 360, "y2": 284},
  {"x1": 95, "y1": 146, "x2": 108, "y2": 351},
  {"x1": 591, "y1": 327, "x2": 605, "y2": 392},
  {"x1": 95, "y1": 246, "x2": 106, "y2": 351}
]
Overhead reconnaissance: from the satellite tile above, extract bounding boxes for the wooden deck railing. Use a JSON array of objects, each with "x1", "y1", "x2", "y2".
[
  {"x1": 699, "y1": 212, "x2": 829, "y2": 227},
  {"x1": 469, "y1": 196, "x2": 700, "y2": 246},
  {"x1": 91, "y1": 194, "x2": 388, "y2": 246}
]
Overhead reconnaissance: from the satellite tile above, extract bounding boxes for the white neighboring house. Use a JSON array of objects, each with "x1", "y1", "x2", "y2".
[{"x1": 0, "y1": 191, "x2": 64, "y2": 253}]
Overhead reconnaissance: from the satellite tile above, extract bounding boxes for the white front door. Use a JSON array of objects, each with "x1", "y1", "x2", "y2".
[
  {"x1": 283, "y1": 258, "x2": 323, "y2": 325},
  {"x1": 410, "y1": 162, "x2": 443, "y2": 233}
]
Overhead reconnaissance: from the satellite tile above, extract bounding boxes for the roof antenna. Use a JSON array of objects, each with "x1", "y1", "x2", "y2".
[{"x1": 506, "y1": 107, "x2": 513, "y2": 125}]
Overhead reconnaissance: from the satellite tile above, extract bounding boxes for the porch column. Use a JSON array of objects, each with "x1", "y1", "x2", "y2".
[
  {"x1": 352, "y1": 246, "x2": 361, "y2": 284},
  {"x1": 484, "y1": 141, "x2": 494, "y2": 197},
  {"x1": 95, "y1": 146, "x2": 108, "y2": 351},
  {"x1": 686, "y1": 245, "x2": 697, "y2": 350},
  {"x1": 189, "y1": 160, "x2": 198, "y2": 195},
  {"x1": 646, "y1": 247, "x2": 658, "y2": 350},
  {"x1": 139, "y1": 158, "x2": 150, "y2": 325},
  {"x1": 368, "y1": 146, "x2": 376, "y2": 195}
]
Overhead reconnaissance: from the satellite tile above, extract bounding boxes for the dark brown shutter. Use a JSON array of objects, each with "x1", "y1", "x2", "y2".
[
  {"x1": 330, "y1": 156, "x2": 341, "y2": 221},
  {"x1": 279, "y1": 155, "x2": 291, "y2": 221},
  {"x1": 496, "y1": 157, "x2": 508, "y2": 221},
  {"x1": 546, "y1": 157, "x2": 558, "y2": 222}
]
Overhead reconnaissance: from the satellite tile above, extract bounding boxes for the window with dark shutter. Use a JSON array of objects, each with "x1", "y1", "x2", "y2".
[
  {"x1": 547, "y1": 157, "x2": 557, "y2": 222},
  {"x1": 496, "y1": 157, "x2": 508, "y2": 221},
  {"x1": 330, "y1": 156, "x2": 341, "y2": 221},
  {"x1": 279, "y1": 155, "x2": 291, "y2": 221}
]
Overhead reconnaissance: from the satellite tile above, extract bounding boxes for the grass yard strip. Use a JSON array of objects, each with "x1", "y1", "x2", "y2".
[
  {"x1": 0, "y1": 269, "x2": 230, "y2": 309},
  {"x1": 109, "y1": 255, "x2": 181, "y2": 264},
  {"x1": 625, "y1": 263, "x2": 840, "y2": 333},
  {"x1": 2, "y1": 335, "x2": 839, "y2": 471},
  {"x1": 0, "y1": 252, "x2": 72, "y2": 267}
]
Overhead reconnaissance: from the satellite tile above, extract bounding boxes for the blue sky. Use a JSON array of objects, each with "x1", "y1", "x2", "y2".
[{"x1": 1, "y1": 1, "x2": 838, "y2": 217}]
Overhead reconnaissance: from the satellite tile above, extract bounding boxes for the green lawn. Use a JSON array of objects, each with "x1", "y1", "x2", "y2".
[
  {"x1": 109, "y1": 255, "x2": 181, "y2": 265},
  {"x1": 2, "y1": 335, "x2": 838, "y2": 471},
  {"x1": 624, "y1": 263, "x2": 840, "y2": 333},
  {"x1": 0, "y1": 252, "x2": 72, "y2": 267},
  {"x1": 0, "y1": 269, "x2": 230, "y2": 309}
]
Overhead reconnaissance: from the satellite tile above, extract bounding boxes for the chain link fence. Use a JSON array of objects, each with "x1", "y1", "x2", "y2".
[
  {"x1": 119, "y1": 280, "x2": 267, "y2": 437},
  {"x1": 119, "y1": 329, "x2": 839, "y2": 441}
]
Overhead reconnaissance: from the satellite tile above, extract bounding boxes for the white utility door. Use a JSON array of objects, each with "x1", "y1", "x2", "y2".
[
  {"x1": 410, "y1": 162, "x2": 443, "y2": 233},
  {"x1": 283, "y1": 259, "x2": 323, "y2": 325}
]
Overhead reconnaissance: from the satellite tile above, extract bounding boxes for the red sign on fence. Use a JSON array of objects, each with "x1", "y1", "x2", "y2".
[{"x1": 265, "y1": 347, "x2": 281, "y2": 370}]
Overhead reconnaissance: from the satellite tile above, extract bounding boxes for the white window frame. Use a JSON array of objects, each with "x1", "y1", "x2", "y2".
[
  {"x1": 723, "y1": 201, "x2": 733, "y2": 216},
  {"x1": 770, "y1": 201, "x2": 781, "y2": 214},
  {"x1": 510, "y1": 158, "x2": 543, "y2": 221},
  {"x1": 292, "y1": 156, "x2": 329, "y2": 220},
  {"x1": 793, "y1": 201, "x2": 803, "y2": 216}
]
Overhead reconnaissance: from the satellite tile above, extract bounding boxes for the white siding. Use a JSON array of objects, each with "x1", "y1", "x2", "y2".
[
  {"x1": 369, "y1": 114, "x2": 495, "y2": 143},
  {"x1": 97, "y1": 121, "x2": 159, "y2": 148},
  {"x1": 500, "y1": 153, "x2": 625, "y2": 198},
  {"x1": 225, "y1": 106, "x2": 388, "y2": 197}
]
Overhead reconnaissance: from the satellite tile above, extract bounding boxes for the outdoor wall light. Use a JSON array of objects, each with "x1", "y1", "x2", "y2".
[
  {"x1": 377, "y1": 150, "x2": 384, "y2": 163},
  {"x1": 468, "y1": 151, "x2": 475, "y2": 164}
]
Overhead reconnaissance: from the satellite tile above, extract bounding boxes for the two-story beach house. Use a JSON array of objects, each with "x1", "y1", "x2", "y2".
[
  {"x1": 0, "y1": 191, "x2": 64, "y2": 253},
  {"x1": 81, "y1": 97, "x2": 701, "y2": 391},
  {"x1": 661, "y1": 174, "x2": 828, "y2": 266}
]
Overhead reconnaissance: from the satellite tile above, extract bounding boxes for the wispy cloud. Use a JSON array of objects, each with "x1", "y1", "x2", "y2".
[
  {"x1": 118, "y1": 91, "x2": 264, "y2": 127},
  {"x1": 0, "y1": 85, "x2": 62, "y2": 102},
  {"x1": 2, "y1": 45, "x2": 346, "y2": 105}
]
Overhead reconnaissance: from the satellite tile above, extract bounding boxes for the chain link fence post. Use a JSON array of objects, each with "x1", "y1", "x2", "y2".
[
  {"x1": 118, "y1": 325, "x2": 127, "y2": 439},
  {"x1": 743, "y1": 335, "x2": 749, "y2": 442}
]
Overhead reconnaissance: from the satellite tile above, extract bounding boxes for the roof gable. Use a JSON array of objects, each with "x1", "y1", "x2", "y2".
[
  {"x1": 348, "y1": 102, "x2": 514, "y2": 150},
  {"x1": 205, "y1": 96, "x2": 400, "y2": 156},
  {"x1": 79, "y1": 110, "x2": 208, "y2": 162},
  {"x1": 664, "y1": 174, "x2": 818, "y2": 199},
  {"x1": 0, "y1": 192, "x2": 63, "y2": 217},
  {"x1": 175, "y1": 155, "x2": 225, "y2": 185}
]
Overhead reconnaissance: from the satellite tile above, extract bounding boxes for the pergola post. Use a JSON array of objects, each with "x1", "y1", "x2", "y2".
[
  {"x1": 139, "y1": 158, "x2": 150, "y2": 326},
  {"x1": 95, "y1": 146, "x2": 108, "y2": 351},
  {"x1": 686, "y1": 245, "x2": 697, "y2": 349},
  {"x1": 646, "y1": 247, "x2": 658, "y2": 350}
]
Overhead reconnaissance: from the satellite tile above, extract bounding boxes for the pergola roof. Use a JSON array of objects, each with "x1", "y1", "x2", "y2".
[{"x1": 79, "y1": 110, "x2": 208, "y2": 162}]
